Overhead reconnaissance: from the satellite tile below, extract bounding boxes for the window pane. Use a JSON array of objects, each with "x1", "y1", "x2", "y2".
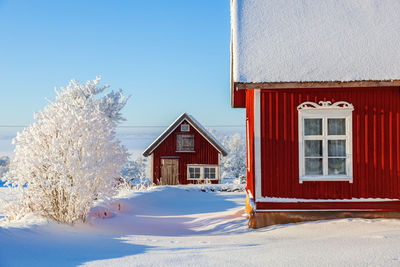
[
  {"x1": 177, "y1": 134, "x2": 194, "y2": 151},
  {"x1": 328, "y1": 158, "x2": 346, "y2": 175},
  {"x1": 328, "y1": 140, "x2": 346, "y2": 156},
  {"x1": 204, "y1": 168, "x2": 209, "y2": 178},
  {"x1": 204, "y1": 167, "x2": 216, "y2": 179},
  {"x1": 305, "y1": 140, "x2": 322, "y2": 157},
  {"x1": 305, "y1": 158, "x2": 323, "y2": 175},
  {"x1": 328, "y1": 119, "x2": 345, "y2": 135},
  {"x1": 304, "y1": 119, "x2": 322, "y2": 136},
  {"x1": 189, "y1": 167, "x2": 200, "y2": 179},
  {"x1": 210, "y1": 168, "x2": 216, "y2": 178}
]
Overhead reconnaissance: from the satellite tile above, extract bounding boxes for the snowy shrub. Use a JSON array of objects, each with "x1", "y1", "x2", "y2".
[
  {"x1": 118, "y1": 177, "x2": 154, "y2": 191},
  {"x1": 119, "y1": 156, "x2": 154, "y2": 191},
  {"x1": 199, "y1": 183, "x2": 246, "y2": 192},
  {"x1": 220, "y1": 133, "x2": 246, "y2": 182},
  {"x1": 2, "y1": 77, "x2": 129, "y2": 224}
]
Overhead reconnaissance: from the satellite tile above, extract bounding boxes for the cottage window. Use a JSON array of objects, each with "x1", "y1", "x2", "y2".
[
  {"x1": 297, "y1": 101, "x2": 354, "y2": 183},
  {"x1": 204, "y1": 167, "x2": 216, "y2": 179},
  {"x1": 176, "y1": 134, "x2": 194, "y2": 152},
  {"x1": 187, "y1": 165, "x2": 219, "y2": 180},
  {"x1": 188, "y1": 166, "x2": 201, "y2": 179},
  {"x1": 181, "y1": 124, "x2": 190, "y2": 132}
]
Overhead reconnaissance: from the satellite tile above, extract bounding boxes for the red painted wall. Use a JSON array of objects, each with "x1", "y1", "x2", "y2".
[
  {"x1": 152, "y1": 121, "x2": 220, "y2": 184},
  {"x1": 246, "y1": 90, "x2": 255, "y2": 196},
  {"x1": 246, "y1": 87, "x2": 400, "y2": 203}
]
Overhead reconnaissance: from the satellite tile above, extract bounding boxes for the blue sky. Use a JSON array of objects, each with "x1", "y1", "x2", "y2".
[{"x1": 0, "y1": 0, "x2": 244, "y2": 127}]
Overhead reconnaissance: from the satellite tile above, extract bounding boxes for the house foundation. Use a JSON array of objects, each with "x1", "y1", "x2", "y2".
[{"x1": 245, "y1": 194, "x2": 400, "y2": 229}]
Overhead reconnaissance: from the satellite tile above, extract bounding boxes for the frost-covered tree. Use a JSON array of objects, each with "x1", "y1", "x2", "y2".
[
  {"x1": 220, "y1": 133, "x2": 246, "y2": 182},
  {"x1": 121, "y1": 156, "x2": 148, "y2": 180},
  {"x1": 119, "y1": 156, "x2": 152, "y2": 189},
  {"x1": 0, "y1": 156, "x2": 10, "y2": 186},
  {"x1": 3, "y1": 77, "x2": 129, "y2": 224}
]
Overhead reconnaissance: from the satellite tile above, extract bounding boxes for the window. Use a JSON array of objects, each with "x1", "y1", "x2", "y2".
[
  {"x1": 176, "y1": 134, "x2": 194, "y2": 152},
  {"x1": 187, "y1": 165, "x2": 219, "y2": 180},
  {"x1": 297, "y1": 101, "x2": 354, "y2": 183},
  {"x1": 188, "y1": 166, "x2": 201, "y2": 179},
  {"x1": 181, "y1": 124, "x2": 190, "y2": 132},
  {"x1": 204, "y1": 167, "x2": 216, "y2": 179}
]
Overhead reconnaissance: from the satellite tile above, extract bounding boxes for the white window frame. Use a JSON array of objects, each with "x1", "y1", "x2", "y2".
[
  {"x1": 297, "y1": 101, "x2": 354, "y2": 183},
  {"x1": 187, "y1": 164, "x2": 219, "y2": 180},
  {"x1": 181, "y1": 124, "x2": 190, "y2": 132}
]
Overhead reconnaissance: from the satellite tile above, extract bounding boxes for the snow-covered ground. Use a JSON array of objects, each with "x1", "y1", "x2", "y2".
[{"x1": 1, "y1": 185, "x2": 400, "y2": 267}]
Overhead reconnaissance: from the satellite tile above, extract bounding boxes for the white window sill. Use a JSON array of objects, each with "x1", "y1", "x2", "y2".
[
  {"x1": 176, "y1": 150, "x2": 196, "y2": 153},
  {"x1": 300, "y1": 175, "x2": 353, "y2": 183}
]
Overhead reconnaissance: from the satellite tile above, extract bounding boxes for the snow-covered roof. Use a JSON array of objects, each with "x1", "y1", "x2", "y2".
[
  {"x1": 142, "y1": 113, "x2": 228, "y2": 157},
  {"x1": 231, "y1": 0, "x2": 400, "y2": 83}
]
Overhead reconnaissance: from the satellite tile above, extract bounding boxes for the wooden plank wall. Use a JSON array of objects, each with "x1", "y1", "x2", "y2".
[{"x1": 252, "y1": 87, "x2": 400, "y2": 200}]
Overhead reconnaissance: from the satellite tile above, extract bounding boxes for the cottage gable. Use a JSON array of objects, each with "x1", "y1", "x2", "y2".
[{"x1": 142, "y1": 113, "x2": 228, "y2": 157}]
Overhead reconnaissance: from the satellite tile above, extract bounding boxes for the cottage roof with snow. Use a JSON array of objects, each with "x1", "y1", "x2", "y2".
[
  {"x1": 142, "y1": 113, "x2": 228, "y2": 157},
  {"x1": 231, "y1": 0, "x2": 400, "y2": 83}
]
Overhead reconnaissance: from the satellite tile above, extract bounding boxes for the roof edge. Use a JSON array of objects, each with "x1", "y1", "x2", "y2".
[{"x1": 234, "y1": 80, "x2": 400, "y2": 90}]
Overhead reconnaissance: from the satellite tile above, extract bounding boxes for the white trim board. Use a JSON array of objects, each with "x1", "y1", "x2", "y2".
[{"x1": 254, "y1": 90, "x2": 262, "y2": 201}]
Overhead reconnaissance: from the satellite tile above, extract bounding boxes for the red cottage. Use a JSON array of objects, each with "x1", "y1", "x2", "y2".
[
  {"x1": 231, "y1": 0, "x2": 400, "y2": 228},
  {"x1": 143, "y1": 113, "x2": 228, "y2": 185}
]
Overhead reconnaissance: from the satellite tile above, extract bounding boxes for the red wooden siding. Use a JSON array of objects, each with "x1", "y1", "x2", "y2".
[
  {"x1": 250, "y1": 87, "x2": 400, "y2": 200},
  {"x1": 246, "y1": 89, "x2": 255, "y2": 195},
  {"x1": 152, "y1": 122, "x2": 220, "y2": 184}
]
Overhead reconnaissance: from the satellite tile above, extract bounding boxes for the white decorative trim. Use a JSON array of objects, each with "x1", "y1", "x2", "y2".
[
  {"x1": 297, "y1": 101, "x2": 354, "y2": 110},
  {"x1": 254, "y1": 90, "x2": 262, "y2": 201}
]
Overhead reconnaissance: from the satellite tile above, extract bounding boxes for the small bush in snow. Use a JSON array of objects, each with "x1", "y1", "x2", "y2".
[
  {"x1": 118, "y1": 177, "x2": 154, "y2": 191},
  {"x1": 2, "y1": 77, "x2": 129, "y2": 224},
  {"x1": 199, "y1": 183, "x2": 245, "y2": 192}
]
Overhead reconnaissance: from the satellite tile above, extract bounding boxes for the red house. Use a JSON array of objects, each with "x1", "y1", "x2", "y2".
[
  {"x1": 231, "y1": 0, "x2": 400, "y2": 228},
  {"x1": 143, "y1": 113, "x2": 228, "y2": 185}
]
